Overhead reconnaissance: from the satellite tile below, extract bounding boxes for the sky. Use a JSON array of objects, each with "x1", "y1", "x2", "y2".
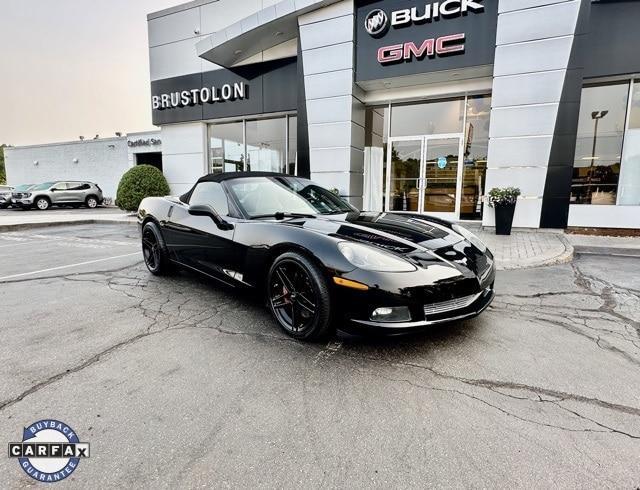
[{"x1": 0, "y1": 0, "x2": 186, "y2": 146}]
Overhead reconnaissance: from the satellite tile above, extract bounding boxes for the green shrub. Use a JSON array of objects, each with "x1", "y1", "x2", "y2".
[{"x1": 116, "y1": 165, "x2": 170, "y2": 211}]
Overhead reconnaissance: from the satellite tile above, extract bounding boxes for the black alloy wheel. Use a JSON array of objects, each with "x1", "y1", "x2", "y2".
[
  {"x1": 142, "y1": 222, "x2": 170, "y2": 275},
  {"x1": 268, "y1": 252, "x2": 332, "y2": 341}
]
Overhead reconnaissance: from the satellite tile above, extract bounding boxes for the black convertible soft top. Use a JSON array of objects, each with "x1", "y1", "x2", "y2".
[{"x1": 180, "y1": 171, "x2": 293, "y2": 203}]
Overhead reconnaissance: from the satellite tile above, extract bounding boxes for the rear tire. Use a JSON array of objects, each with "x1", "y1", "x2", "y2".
[
  {"x1": 85, "y1": 195, "x2": 98, "y2": 208},
  {"x1": 35, "y1": 197, "x2": 50, "y2": 210},
  {"x1": 267, "y1": 251, "x2": 333, "y2": 341},
  {"x1": 141, "y1": 221, "x2": 172, "y2": 275}
]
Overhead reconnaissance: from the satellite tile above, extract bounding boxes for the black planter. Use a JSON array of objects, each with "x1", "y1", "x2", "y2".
[{"x1": 494, "y1": 202, "x2": 516, "y2": 235}]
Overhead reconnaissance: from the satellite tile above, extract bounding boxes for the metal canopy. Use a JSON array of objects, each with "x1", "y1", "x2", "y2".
[{"x1": 196, "y1": 0, "x2": 342, "y2": 68}]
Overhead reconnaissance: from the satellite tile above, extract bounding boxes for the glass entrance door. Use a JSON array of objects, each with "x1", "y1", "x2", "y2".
[
  {"x1": 387, "y1": 139, "x2": 422, "y2": 212},
  {"x1": 386, "y1": 134, "x2": 463, "y2": 219},
  {"x1": 423, "y1": 136, "x2": 463, "y2": 218}
]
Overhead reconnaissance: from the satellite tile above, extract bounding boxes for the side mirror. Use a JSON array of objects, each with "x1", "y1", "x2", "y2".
[{"x1": 188, "y1": 203, "x2": 234, "y2": 231}]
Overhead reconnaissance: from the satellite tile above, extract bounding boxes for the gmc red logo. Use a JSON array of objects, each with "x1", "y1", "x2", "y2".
[{"x1": 377, "y1": 33, "x2": 465, "y2": 64}]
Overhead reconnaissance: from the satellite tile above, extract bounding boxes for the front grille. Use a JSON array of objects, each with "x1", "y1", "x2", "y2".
[{"x1": 424, "y1": 292, "x2": 482, "y2": 316}]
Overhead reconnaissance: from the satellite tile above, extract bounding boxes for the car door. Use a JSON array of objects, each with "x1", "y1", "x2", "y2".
[
  {"x1": 66, "y1": 182, "x2": 89, "y2": 202},
  {"x1": 163, "y1": 182, "x2": 240, "y2": 284},
  {"x1": 49, "y1": 182, "x2": 69, "y2": 203}
]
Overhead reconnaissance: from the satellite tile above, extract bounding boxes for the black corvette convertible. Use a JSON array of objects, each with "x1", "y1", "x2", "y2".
[{"x1": 138, "y1": 172, "x2": 495, "y2": 340}]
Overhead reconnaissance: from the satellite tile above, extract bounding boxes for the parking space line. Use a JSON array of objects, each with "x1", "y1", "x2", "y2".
[{"x1": 0, "y1": 252, "x2": 141, "y2": 281}]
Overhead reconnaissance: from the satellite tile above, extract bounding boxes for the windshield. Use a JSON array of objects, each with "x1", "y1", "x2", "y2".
[
  {"x1": 14, "y1": 184, "x2": 34, "y2": 192},
  {"x1": 226, "y1": 176, "x2": 356, "y2": 218},
  {"x1": 32, "y1": 182, "x2": 55, "y2": 191}
]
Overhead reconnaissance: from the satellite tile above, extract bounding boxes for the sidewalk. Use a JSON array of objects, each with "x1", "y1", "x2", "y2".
[
  {"x1": 471, "y1": 226, "x2": 640, "y2": 270},
  {"x1": 0, "y1": 207, "x2": 136, "y2": 231}
]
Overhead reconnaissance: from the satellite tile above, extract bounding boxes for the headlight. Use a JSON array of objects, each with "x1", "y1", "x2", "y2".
[
  {"x1": 452, "y1": 224, "x2": 486, "y2": 253},
  {"x1": 338, "y1": 242, "x2": 416, "y2": 272},
  {"x1": 24, "y1": 193, "x2": 32, "y2": 198}
]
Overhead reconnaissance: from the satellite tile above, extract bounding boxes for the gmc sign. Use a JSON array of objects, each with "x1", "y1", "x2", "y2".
[
  {"x1": 378, "y1": 33, "x2": 465, "y2": 64},
  {"x1": 355, "y1": 0, "x2": 497, "y2": 82}
]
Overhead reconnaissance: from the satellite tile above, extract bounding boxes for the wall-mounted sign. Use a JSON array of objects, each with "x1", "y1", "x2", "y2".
[
  {"x1": 128, "y1": 138, "x2": 161, "y2": 147},
  {"x1": 150, "y1": 58, "x2": 297, "y2": 126},
  {"x1": 355, "y1": 0, "x2": 498, "y2": 82},
  {"x1": 152, "y1": 82, "x2": 247, "y2": 110}
]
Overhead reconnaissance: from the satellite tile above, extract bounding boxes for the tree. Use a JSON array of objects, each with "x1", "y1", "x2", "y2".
[{"x1": 0, "y1": 144, "x2": 6, "y2": 185}]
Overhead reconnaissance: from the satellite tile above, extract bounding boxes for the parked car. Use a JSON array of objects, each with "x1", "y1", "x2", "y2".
[
  {"x1": 13, "y1": 181, "x2": 103, "y2": 210},
  {"x1": 0, "y1": 185, "x2": 13, "y2": 208},
  {"x1": 8, "y1": 184, "x2": 34, "y2": 208},
  {"x1": 138, "y1": 172, "x2": 495, "y2": 341}
]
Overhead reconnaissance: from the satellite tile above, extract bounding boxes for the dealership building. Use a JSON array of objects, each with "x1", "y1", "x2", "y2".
[
  {"x1": 5, "y1": 132, "x2": 163, "y2": 201},
  {"x1": 146, "y1": 0, "x2": 640, "y2": 229}
]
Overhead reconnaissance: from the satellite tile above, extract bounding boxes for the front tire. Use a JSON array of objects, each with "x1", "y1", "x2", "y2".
[
  {"x1": 267, "y1": 252, "x2": 333, "y2": 341},
  {"x1": 141, "y1": 221, "x2": 172, "y2": 275},
  {"x1": 35, "y1": 197, "x2": 50, "y2": 210}
]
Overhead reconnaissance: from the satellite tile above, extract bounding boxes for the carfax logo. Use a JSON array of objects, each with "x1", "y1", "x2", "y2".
[{"x1": 8, "y1": 420, "x2": 90, "y2": 483}]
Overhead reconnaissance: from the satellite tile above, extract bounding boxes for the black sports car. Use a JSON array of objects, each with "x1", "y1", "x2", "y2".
[{"x1": 138, "y1": 172, "x2": 495, "y2": 340}]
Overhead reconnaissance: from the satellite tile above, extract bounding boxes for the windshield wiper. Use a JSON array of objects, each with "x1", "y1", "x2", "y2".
[{"x1": 249, "y1": 212, "x2": 317, "y2": 220}]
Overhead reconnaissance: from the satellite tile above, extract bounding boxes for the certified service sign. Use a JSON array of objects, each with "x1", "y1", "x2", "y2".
[{"x1": 8, "y1": 420, "x2": 90, "y2": 483}]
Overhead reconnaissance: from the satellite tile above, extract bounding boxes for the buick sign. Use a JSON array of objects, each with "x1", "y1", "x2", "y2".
[{"x1": 365, "y1": 0, "x2": 485, "y2": 38}]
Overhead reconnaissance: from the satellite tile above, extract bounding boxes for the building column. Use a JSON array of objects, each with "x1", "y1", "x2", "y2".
[
  {"x1": 160, "y1": 122, "x2": 208, "y2": 196},
  {"x1": 298, "y1": 0, "x2": 364, "y2": 209},
  {"x1": 484, "y1": 0, "x2": 588, "y2": 229}
]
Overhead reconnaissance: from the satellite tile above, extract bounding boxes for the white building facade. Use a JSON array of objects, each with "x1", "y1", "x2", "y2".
[{"x1": 5, "y1": 132, "x2": 162, "y2": 201}]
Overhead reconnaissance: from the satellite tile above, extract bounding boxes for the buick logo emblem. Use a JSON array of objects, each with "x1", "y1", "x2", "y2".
[{"x1": 364, "y1": 9, "x2": 388, "y2": 37}]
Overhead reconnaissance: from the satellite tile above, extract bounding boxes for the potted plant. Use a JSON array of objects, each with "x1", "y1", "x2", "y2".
[{"x1": 487, "y1": 187, "x2": 521, "y2": 235}]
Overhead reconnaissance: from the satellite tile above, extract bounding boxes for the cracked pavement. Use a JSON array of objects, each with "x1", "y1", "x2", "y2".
[{"x1": 0, "y1": 224, "x2": 639, "y2": 488}]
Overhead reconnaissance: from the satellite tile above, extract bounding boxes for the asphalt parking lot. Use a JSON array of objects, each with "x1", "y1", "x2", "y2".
[{"x1": 0, "y1": 224, "x2": 639, "y2": 488}]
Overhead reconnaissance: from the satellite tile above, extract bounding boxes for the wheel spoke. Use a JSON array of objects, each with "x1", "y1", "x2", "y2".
[
  {"x1": 290, "y1": 303, "x2": 297, "y2": 331},
  {"x1": 276, "y1": 267, "x2": 295, "y2": 292},
  {"x1": 296, "y1": 294, "x2": 316, "y2": 314}
]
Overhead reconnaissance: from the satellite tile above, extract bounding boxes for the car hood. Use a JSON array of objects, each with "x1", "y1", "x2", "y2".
[
  {"x1": 301, "y1": 212, "x2": 461, "y2": 252},
  {"x1": 299, "y1": 212, "x2": 493, "y2": 282}
]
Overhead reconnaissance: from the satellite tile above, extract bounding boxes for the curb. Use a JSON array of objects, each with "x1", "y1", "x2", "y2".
[
  {"x1": 0, "y1": 219, "x2": 137, "y2": 232},
  {"x1": 573, "y1": 245, "x2": 640, "y2": 257}
]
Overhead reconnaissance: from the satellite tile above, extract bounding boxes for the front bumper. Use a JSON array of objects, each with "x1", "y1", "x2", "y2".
[
  {"x1": 347, "y1": 286, "x2": 494, "y2": 331},
  {"x1": 12, "y1": 198, "x2": 32, "y2": 206}
]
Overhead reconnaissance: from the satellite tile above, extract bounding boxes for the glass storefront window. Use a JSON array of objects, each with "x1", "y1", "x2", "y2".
[
  {"x1": 288, "y1": 116, "x2": 298, "y2": 175},
  {"x1": 365, "y1": 96, "x2": 489, "y2": 219},
  {"x1": 246, "y1": 118, "x2": 286, "y2": 173},
  {"x1": 461, "y1": 94, "x2": 491, "y2": 220},
  {"x1": 571, "y1": 82, "x2": 629, "y2": 205},
  {"x1": 209, "y1": 122, "x2": 244, "y2": 175},
  {"x1": 618, "y1": 81, "x2": 640, "y2": 205},
  {"x1": 208, "y1": 115, "x2": 296, "y2": 175},
  {"x1": 390, "y1": 98, "x2": 464, "y2": 137}
]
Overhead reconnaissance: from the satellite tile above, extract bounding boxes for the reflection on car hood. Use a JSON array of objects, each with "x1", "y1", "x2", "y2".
[{"x1": 302, "y1": 212, "x2": 461, "y2": 252}]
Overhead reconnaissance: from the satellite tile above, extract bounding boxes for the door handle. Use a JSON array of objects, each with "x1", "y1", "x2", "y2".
[{"x1": 416, "y1": 178, "x2": 421, "y2": 190}]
